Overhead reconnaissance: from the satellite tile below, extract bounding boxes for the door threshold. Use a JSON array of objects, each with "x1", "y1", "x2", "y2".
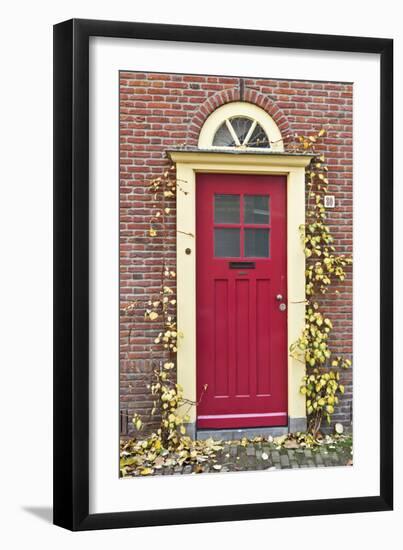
[{"x1": 196, "y1": 426, "x2": 288, "y2": 441}]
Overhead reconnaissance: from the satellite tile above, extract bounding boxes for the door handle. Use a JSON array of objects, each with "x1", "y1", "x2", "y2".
[
  {"x1": 279, "y1": 303, "x2": 287, "y2": 312},
  {"x1": 276, "y1": 294, "x2": 283, "y2": 301}
]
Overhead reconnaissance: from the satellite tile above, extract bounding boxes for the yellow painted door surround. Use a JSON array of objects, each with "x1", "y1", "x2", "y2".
[{"x1": 169, "y1": 150, "x2": 313, "y2": 434}]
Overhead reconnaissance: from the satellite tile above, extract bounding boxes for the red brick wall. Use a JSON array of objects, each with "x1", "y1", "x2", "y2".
[{"x1": 119, "y1": 72, "x2": 353, "y2": 436}]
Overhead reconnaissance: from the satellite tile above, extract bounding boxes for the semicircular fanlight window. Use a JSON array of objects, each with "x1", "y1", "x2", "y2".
[{"x1": 212, "y1": 116, "x2": 270, "y2": 148}]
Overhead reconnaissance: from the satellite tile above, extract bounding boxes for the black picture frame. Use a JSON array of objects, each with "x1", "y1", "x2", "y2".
[{"x1": 53, "y1": 18, "x2": 393, "y2": 531}]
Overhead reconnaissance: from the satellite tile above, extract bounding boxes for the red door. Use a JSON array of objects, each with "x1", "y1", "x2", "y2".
[{"x1": 196, "y1": 173, "x2": 287, "y2": 429}]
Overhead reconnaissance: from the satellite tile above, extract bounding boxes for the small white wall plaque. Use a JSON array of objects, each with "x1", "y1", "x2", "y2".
[{"x1": 324, "y1": 195, "x2": 335, "y2": 208}]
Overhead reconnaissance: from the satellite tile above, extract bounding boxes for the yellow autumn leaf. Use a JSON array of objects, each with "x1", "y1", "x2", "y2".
[
  {"x1": 140, "y1": 467, "x2": 154, "y2": 476},
  {"x1": 133, "y1": 418, "x2": 142, "y2": 430},
  {"x1": 149, "y1": 311, "x2": 158, "y2": 321}
]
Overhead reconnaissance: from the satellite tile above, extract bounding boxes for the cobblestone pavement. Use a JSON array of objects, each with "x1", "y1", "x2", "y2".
[{"x1": 157, "y1": 440, "x2": 352, "y2": 476}]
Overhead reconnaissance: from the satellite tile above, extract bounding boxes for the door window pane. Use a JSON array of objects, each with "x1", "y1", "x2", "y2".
[
  {"x1": 229, "y1": 117, "x2": 253, "y2": 145},
  {"x1": 247, "y1": 124, "x2": 270, "y2": 148},
  {"x1": 212, "y1": 122, "x2": 237, "y2": 147},
  {"x1": 244, "y1": 195, "x2": 270, "y2": 224},
  {"x1": 214, "y1": 194, "x2": 240, "y2": 224},
  {"x1": 214, "y1": 228, "x2": 240, "y2": 257},
  {"x1": 244, "y1": 229, "x2": 269, "y2": 257}
]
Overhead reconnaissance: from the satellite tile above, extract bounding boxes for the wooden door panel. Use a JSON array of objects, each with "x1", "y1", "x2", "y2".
[
  {"x1": 214, "y1": 279, "x2": 229, "y2": 397},
  {"x1": 256, "y1": 278, "x2": 271, "y2": 396}
]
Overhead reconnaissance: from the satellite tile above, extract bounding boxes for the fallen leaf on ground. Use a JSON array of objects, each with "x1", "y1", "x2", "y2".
[
  {"x1": 283, "y1": 439, "x2": 299, "y2": 449},
  {"x1": 140, "y1": 467, "x2": 154, "y2": 476},
  {"x1": 273, "y1": 435, "x2": 287, "y2": 445}
]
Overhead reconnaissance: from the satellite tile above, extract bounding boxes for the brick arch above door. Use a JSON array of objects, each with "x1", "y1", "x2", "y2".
[{"x1": 186, "y1": 87, "x2": 292, "y2": 146}]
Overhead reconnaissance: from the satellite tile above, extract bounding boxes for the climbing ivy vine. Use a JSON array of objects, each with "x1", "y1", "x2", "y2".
[
  {"x1": 290, "y1": 129, "x2": 352, "y2": 436},
  {"x1": 120, "y1": 168, "x2": 220, "y2": 477}
]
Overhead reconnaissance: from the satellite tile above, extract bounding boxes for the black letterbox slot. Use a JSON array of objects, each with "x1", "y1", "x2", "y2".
[{"x1": 229, "y1": 261, "x2": 255, "y2": 269}]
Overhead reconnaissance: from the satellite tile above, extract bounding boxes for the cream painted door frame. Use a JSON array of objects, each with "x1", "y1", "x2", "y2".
[{"x1": 168, "y1": 150, "x2": 313, "y2": 433}]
